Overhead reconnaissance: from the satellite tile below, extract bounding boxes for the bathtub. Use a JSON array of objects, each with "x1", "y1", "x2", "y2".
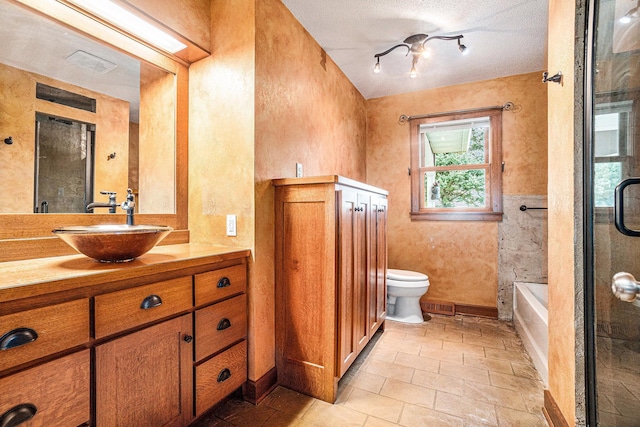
[{"x1": 513, "y1": 282, "x2": 548, "y2": 387}]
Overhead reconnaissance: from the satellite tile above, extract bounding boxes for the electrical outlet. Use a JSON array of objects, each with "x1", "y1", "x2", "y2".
[
  {"x1": 226, "y1": 214, "x2": 237, "y2": 237},
  {"x1": 296, "y1": 163, "x2": 303, "y2": 178}
]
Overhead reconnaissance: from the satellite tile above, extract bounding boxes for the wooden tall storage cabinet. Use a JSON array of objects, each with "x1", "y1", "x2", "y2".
[{"x1": 273, "y1": 176, "x2": 388, "y2": 403}]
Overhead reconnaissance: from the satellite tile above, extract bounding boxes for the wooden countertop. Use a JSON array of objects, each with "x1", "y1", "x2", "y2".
[{"x1": 0, "y1": 244, "x2": 250, "y2": 308}]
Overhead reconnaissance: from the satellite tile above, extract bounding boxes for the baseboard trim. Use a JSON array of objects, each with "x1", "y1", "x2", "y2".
[
  {"x1": 243, "y1": 367, "x2": 278, "y2": 405},
  {"x1": 543, "y1": 390, "x2": 569, "y2": 427},
  {"x1": 455, "y1": 303, "x2": 498, "y2": 319}
]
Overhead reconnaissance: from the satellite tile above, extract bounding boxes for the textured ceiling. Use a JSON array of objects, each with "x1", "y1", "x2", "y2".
[{"x1": 281, "y1": 0, "x2": 549, "y2": 99}]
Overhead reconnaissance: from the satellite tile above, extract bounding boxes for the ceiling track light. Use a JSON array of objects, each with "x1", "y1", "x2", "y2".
[{"x1": 373, "y1": 33, "x2": 467, "y2": 77}]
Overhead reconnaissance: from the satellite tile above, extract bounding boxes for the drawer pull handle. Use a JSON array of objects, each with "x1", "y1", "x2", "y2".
[
  {"x1": 217, "y1": 318, "x2": 231, "y2": 330},
  {"x1": 217, "y1": 277, "x2": 231, "y2": 288},
  {"x1": 140, "y1": 294, "x2": 163, "y2": 310},
  {"x1": 183, "y1": 334, "x2": 193, "y2": 343},
  {"x1": 217, "y1": 368, "x2": 231, "y2": 383},
  {"x1": 0, "y1": 403, "x2": 37, "y2": 427},
  {"x1": 0, "y1": 328, "x2": 38, "y2": 351}
]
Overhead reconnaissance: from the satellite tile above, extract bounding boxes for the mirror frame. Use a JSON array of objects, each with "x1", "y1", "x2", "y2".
[{"x1": 0, "y1": 0, "x2": 189, "y2": 261}]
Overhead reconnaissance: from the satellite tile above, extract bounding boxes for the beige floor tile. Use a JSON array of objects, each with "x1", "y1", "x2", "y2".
[
  {"x1": 377, "y1": 335, "x2": 422, "y2": 356},
  {"x1": 303, "y1": 399, "x2": 367, "y2": 426},
  {"x1": 262, "y1": 386, "x2": 315, "y2": 416},
  {"x1": 463, "y1": 334, "x2": 506, "y2": 350},
  {"x1": 365, "y1": 359, "x2": 415, "y2": 383},
  {"x1": 439, "y1": 361, "x2": 490, "y2": 384},
  {"x1": 394, "y1": 352, "x2": 440, "y2": 373},
  {"x1": 445, "y1": 323, "x2": 483, "y2": 337},
  {"x1": 369, "y1": 348, "x2": 399, "y2": 363},
  {"x1": 494, "y1": 406, "x2": 548, "y2": 426},
  {"x1": 464, "y1": 380, "x2": 527, "y2": 411},
  {"x1": 463, "y1": 354, "x2": 514, "y2": 374},
  {"x1": 335, "y1": 384, "x2": 356, "y2": 405},
  {"x1": 349, "y1": 371, "x2": 387, "y2": 394},
  {"x1": 511, "y1": 361, "x2": 542, "y2": 381},
  {"x1": 363, "y1": 416, "x2": 398, "y2": 427},
  {"x1": 435, "y1": 391, "x2": 497, "y2": 426},
  {"x1": 520, "y1": 389, "x2": 546, "y2": 414},
  {"x1": 420, "y1": 346, "x2": 464, "y2": 364},
  {"x1": 489, "y1": 372, "x2": 544, "y2": 392},
  {"x1": 409, "y1": 335, "x2": 445, "y2": 350},
  {"x1": 399, "y1": 404, "x2": 464, "y2": 427},
  {"x1": 442, "y1": 340, "x2": 487, "y2": 356},
  {"x1": 343, "y1": 388, "x2": 404, "y2": 423},
  {"x1": 380, "y1": 378, "x2": 436, "y2": 408},
  {"x1": 262, "y1": 410, "x2": 312, "y2": 427},
  {"x1": 412, "y1": 369, "x2": 465, "y2": 396},
  {"x1": 213, "y1": 397, "x2": 277, "y2": 426},
  {"x1": 425, "y1": 329, "x2": 464, "y2": 343},
  {"x1": 484, "y1": 347, "x2": 532, "y2": 364}
]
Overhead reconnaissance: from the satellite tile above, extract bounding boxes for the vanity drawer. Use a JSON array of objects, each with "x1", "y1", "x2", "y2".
[
  {"x1": 94, "y1": 276, "x2": 192, "y2": 338},
  {"x1": 195, "y1": 294, "x2": 247, "y2": 362},
  {"x1": 0, "y1": 299, "x2": 89, "y2": 372},
  {"x1": 0, "y1": 350, "x2": 90, "y2": 427},
  {"x1": 194, "y1": 264, "x2": 246, "y2": 306},
  {"x1": 195, "y1": 341, "x2": 247, "y2": 416}
]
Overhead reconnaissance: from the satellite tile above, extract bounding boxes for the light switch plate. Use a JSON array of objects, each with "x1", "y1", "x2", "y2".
[
  {"x1": 226, "y1": 214, "x2": 237, "y2": 236},
  {"x1": 296, "y1": 163, "x2": 303, "y2": 178}
]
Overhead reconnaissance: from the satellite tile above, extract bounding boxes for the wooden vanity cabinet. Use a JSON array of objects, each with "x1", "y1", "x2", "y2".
[
  {"x1": 274, "y1": 176, "x2": 388, "y2": 403},
  {"x1": 0, "y1": 245, "x2": 249, "y2": 427}
]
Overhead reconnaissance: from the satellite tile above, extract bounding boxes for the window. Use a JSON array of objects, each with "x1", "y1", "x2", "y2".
[
  {"x1": 410, "y1": 108, "x2": 503, "y2": 221},
  {"x1": 594, "y1": 101, "x2": 633, "y2": 208}
]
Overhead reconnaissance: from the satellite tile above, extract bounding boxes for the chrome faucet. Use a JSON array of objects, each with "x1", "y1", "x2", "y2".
[
  {"x1": 86, "y1": 191, "x2": 118, "y2": 213},
  {"x1": 121, "y1": 188, "x2": 135, "y2": 225}
]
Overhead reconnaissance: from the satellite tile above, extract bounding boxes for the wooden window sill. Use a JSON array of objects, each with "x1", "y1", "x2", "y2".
[{"x1": 410, "y1": 211, "x2": 504, "y2": 221}]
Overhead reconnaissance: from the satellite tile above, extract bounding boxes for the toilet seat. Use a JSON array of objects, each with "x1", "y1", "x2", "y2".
[{"x1": 387, "y1": 269, "x2": 428, "y2": 282}]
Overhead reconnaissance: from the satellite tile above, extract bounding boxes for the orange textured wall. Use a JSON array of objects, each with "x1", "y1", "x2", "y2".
[
  {"x1": 252, "y1": 0, "x2": 367, "y2": 381},
  {"x1": 366, "y1": 72, "x2": 547, "y2": 307},
  {"x1": 547, "y1": 0, "x2": 577, "y2": 424}
]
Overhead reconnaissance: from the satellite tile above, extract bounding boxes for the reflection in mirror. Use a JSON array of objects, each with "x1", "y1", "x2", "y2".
[{"x1": 0, "y1": 0, "x2": 176, "y2": 214}]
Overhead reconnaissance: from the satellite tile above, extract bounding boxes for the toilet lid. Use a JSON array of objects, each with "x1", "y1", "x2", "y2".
[{"x1": 387, "y1": 269, "x2": 428, "y2": 282}]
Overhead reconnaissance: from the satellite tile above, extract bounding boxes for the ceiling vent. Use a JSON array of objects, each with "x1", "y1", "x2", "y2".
[{"x1": 66, "y1": 50, "x2": 117, "y2": 74}]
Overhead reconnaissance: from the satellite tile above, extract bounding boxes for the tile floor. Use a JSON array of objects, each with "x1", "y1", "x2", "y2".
[{"x1": 195, "y1": 315, "x2": 549, "y2": 426}]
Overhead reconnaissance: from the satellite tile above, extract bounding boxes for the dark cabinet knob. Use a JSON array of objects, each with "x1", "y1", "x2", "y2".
[
  {"x1": 217, "y1": 368, "x2": 231, "y2": 383},
  {"x1": 183, "y1": 334, "x2": 193, "y2": 343},
  {"x1": 0, "y1": 403, "x2": 37, "y2": 427},
  {"x1": 0, "y1": 328, "x2": 38, "y2": 351},
  {"x1": 217, "y1": 277, "x2": 231, "y2": 288},
  {"x1": 217, "y1": 318, "x2": 231, "y2": 330},
  {"x1": 140, "y1": 294, "x2": 162, "y2": 310}
]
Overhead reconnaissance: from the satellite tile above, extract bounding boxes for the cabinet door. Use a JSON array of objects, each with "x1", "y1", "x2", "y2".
[
  {"x1": 337, "y1": 189, "x2": 357, "y2": 377},
  {"x1": 354, "y1": 192, "x2": 369, "y2": 354},
  {"x1": 371, "y1": 196, "x2": 388, "y2": 333},
  {"x1": 96, "y1": 315, "x2": 193, "y2": 427}
]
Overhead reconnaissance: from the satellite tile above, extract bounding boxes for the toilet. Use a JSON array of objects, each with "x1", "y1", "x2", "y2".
[{"x1": 386, "y1": 269, "x2": 430, "y2": 324}]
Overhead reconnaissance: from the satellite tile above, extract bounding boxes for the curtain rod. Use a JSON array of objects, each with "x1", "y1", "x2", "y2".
[{"x1": 398, "y1": 102, "x2": 516, "y2": 124}]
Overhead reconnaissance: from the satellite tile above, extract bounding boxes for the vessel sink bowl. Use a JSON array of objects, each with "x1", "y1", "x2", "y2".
[{"x1": 52, "y1": 224, "x2": 173, "y2": 262}]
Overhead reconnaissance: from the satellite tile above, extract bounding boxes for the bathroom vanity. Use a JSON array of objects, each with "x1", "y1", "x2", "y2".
[
  {"x1": 273, "y1": 176, "x2": 388, "y2": 403},
  {"x1": 0, "y1": 244, "x2": 249, "y2": 426}
]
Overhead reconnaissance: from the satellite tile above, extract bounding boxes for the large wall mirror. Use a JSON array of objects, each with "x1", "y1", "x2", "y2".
[
  {"x1": 0, "y1": 0, "x2": 189, "y2": 249},
  {"x1": 0, "y1": 0, "x2": 175, "y2": 214}
]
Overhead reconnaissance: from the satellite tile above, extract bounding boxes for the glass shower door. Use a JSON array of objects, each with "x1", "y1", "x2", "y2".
[{"x1": 589, "y1": 0, "x2": 640, "y2": 425}]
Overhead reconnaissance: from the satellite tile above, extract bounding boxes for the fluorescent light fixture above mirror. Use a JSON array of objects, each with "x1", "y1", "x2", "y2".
[{"x1": 64, "y1": 0, "x2": 187, "y2": 53}]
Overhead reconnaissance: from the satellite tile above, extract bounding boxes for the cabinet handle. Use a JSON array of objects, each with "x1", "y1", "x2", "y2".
[
  {"x1": 217, "y1": 318, "x2": 231, "y2": 330},
  {"x1": 140, "y1": 294, "x2": 163, "y2": 310},
  {"x1": 217, "y1": 368, "x2": 231, "y2": 383},
  {"x1": 0, "y1": 403, "x2": 37, "y2": 427},
  {"x1": 217, "y1": 277, "x2": 231, "y2": 288},
  {"x1": 183, "y1": 334, "x2": 193, "y2": 343},
  {"x1": 0, "y1": 328, "x2": 38, "y2": 351}
]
